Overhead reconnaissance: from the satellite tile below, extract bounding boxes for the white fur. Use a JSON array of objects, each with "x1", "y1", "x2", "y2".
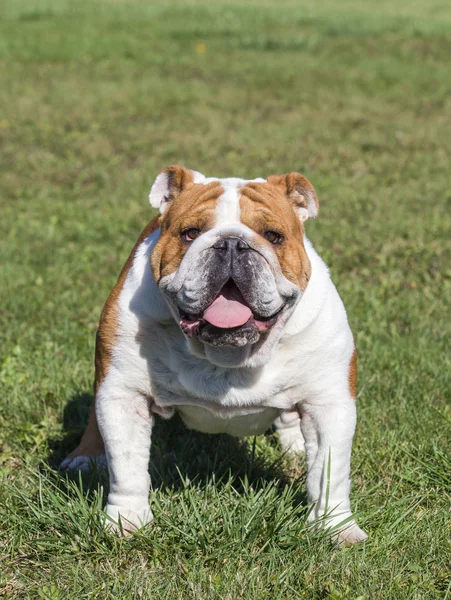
[
  {"x1": 298, "y1": 189, "x2": 318, "y2": 220},
  {"x1": 215, "y1": 184, "x2": 240, "y2": 224},
  {"x1": 274, "y1": 410, "x2": 305, "y2": 454},
  {"x1": 93, "y1": 174, "x2": 367, "y2": 545}
]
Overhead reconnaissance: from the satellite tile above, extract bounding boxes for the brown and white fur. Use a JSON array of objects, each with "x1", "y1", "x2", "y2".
[{"x1": 62, "y1": 165, "x2": 367, "y2": 545}]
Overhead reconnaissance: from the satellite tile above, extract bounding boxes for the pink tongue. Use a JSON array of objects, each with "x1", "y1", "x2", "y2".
[{"x1": 203, "y1": 282, "x2": 252, "y2": 329}]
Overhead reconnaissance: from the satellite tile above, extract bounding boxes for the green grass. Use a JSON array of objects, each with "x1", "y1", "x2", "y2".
[{"x1": 1, "y1": 0, "x2": 450, "y2": 597}]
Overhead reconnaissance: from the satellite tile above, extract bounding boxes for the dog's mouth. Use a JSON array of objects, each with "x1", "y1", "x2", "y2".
[{"x1": 179, "y1": 279, "x2": 280, "y2": 343}]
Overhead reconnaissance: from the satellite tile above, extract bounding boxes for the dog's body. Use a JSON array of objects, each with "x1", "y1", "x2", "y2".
[{"x1": 62, "y1": 166, "x2": 367, "y2": 545}]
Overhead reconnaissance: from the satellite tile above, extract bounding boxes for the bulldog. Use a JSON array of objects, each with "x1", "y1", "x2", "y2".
[{"x1": 61, "y1": 165, "x2": 368, "y2": 545}]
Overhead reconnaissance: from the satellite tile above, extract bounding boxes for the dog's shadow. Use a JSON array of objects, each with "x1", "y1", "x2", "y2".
[{"x1": 49, "y1": 392, "x2": 307, "y2": 503}]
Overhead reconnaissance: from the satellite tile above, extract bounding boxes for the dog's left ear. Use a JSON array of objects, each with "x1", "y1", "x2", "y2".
[
  {"x1": 149, "y1": 165, "x2": 205, "y2": 215},
  {"x1": 267, "y1": 172, "x2": 318, "y2": 222}
]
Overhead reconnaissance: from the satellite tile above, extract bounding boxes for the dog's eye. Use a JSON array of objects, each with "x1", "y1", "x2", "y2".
[
  {"x1": 182, "y1": 228, "x2": 201, "y2": 241},
  {"x1": 264, "y1": 231, "x2": 283, "y2": 245}
]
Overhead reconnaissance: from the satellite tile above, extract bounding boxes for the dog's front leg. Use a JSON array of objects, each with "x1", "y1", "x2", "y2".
[
  {"x1": 96, "y1": 381, "x2": 154, "y2": 534},
  {"x1": 300, "y1": 397, "x2": 368, "y2": 545}
]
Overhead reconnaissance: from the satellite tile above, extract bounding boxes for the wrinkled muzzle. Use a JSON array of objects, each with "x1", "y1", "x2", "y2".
[{"x1": 159, "y1": 229, "x2": 300, "y2": 348}]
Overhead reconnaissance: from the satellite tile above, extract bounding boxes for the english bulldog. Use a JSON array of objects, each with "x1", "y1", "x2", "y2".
[{"x1": 62, "y1": 165, "x2": 368, "y2": 545}]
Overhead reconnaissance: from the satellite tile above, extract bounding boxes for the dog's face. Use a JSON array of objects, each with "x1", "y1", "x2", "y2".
[{"x1": 149, "y1": 166, "x2": 318, "y2": 368}]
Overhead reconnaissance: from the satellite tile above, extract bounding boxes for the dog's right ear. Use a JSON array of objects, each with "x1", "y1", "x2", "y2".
[
  {"x1": 149, "y1": 165, "x2": 205, "y2": 215},
  {"x1": 267, "y1": 172, "x2": 318, "y2": 222}
]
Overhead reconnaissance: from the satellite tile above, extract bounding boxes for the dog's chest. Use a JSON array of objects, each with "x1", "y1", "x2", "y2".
[
  {"x1": 146, "y1": 347, "x2": 296, "y2": 435},
  {"x1": 115, "y1": 315, "x2": 304, "y2": 438},
  {"x1": 146, "y1": 330, "x2": 301, "y2": 409}
]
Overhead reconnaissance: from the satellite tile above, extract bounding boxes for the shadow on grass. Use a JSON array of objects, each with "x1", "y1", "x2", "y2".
[{"x1": 48, "y1": 391, "x2": 307, "y2": 504}]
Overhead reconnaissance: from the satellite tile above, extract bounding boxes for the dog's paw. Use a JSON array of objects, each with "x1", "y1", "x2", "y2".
[
  {"x1": 334, "y1": 521, "x2": 368, "y2": 547},
  {"x1": 308, "y1": 512, "x2": 368, "y2": 547},
  {"x1": 60, "y1": 454, "x2": 107, "y2": 473},
  {"x1": 103, "y1": 504, "x2": 154, "y2": 536}
]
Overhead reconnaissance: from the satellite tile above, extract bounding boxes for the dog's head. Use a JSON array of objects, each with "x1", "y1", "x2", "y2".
[{"x1": 149, "y1": 165, "x2": 318, "y2": 368}]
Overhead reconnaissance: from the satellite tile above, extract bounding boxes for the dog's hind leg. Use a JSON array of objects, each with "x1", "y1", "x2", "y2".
[
  {"x1": 60, "y1": 395, "x2": 106, "y2": 472},
  {"x1": 274, "y1": 408, "x2": 305, "y2": 455}
]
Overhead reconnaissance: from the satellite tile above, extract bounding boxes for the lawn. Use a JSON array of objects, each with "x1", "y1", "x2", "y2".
[{"x1": 0, "y1": 0, "x2": 450, "y2": 597}]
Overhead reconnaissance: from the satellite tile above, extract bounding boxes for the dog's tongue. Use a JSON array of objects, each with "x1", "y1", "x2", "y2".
[{"x1": 203, "y1": 282, "x2": 252, "y2": 329}]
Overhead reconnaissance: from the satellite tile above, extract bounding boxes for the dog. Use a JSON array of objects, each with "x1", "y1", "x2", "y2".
[{"x1": 61, "y1": 165, "x2": 368, "y2": 545}]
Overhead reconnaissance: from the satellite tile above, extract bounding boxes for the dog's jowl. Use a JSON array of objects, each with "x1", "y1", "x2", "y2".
[{"x1": 62, "y1": 165, "x2": 368, "y2": 545}]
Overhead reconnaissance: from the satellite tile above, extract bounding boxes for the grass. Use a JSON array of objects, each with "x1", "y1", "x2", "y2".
[{"x1": 0, "y1": 0, "x2": 450, "y2": 597}]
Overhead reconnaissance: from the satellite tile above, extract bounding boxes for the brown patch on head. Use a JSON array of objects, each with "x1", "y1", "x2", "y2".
[
  {"x1": 150, "y1": 179, "x2": 223, "y2": 281},
  {"x1": 348, "y1": 348, "x2": 358, "y2": 400},
  {"x1": 240, "y1": 173, "x2": 319, "y2": 289}
]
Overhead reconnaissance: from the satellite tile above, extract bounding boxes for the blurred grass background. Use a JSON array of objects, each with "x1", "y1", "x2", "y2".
[{"x1": 0, "y1": 0, "x2": 450, "y2": 598}]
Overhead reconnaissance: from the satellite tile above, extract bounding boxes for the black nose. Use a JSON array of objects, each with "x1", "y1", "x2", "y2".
[{"x1": 213, "y1": 237, "x2": 250, "y2": 251}]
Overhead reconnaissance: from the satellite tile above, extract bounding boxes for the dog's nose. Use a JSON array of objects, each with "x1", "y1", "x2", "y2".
[
  {"x1": 236, "y1": 238, "x2": 250, "y2": 251},
  {"x1": 213, "y1": 237, "x2": 250, "y2": 251},
  {"x1": 213, "y1": 238, "x2": 228, "y2": 250}
]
